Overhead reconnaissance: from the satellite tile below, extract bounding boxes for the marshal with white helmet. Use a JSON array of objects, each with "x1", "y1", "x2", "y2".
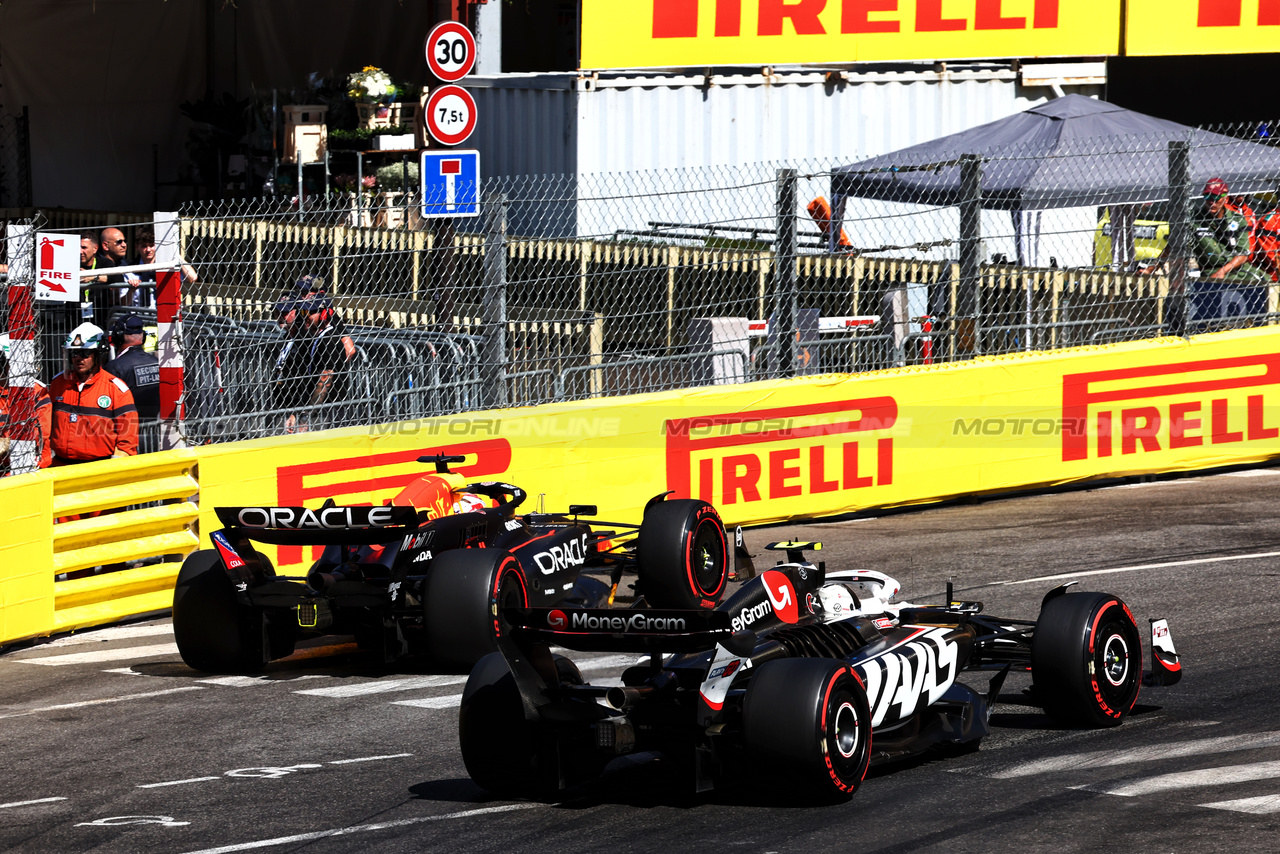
[{"x1": 461, "y1": 538, "x2": 1182, "y2": 802}]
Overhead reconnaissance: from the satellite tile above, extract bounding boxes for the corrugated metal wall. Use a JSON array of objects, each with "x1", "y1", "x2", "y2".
[
  {"x1": 468, "y1": 67, "x2": 1103, "y2": 177},
  {"x1": 464, "y1": 66, "x2": 1104, "y2": 248}
]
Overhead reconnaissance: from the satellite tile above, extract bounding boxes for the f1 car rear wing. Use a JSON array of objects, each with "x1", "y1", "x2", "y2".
[
  {"x1": 213, "y1": 505, "x2": 421, "y2": 545},
  {"x1": 507, "y1": 608, "x2": 752, "y2": 656}
]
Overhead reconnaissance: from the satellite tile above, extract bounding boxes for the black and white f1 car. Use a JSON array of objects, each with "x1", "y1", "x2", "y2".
[
  {"x1": 172, "y1": 455, "x2": 742, "y2": 674},
  {"x1": 459, "y1": 542, "x2": 1182, "y2": 801}
]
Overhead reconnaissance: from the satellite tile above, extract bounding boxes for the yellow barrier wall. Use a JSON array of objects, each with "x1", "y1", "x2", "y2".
[
  {"x1": 0, "y1": 473, "x2": 54, "y2": 643},
  {"x1": 197, "y1": 328, "x2": 1280, "y2": 573},
  {"x1": 0, "y1": 450, "x2": 200, "y2": 645},
  {"x1": 5, "y1": 327, "x2": 1280, "y2": 641}
]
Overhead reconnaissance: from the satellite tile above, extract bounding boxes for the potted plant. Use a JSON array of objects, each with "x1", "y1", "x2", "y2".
[
  {"x1": 374, "y1": 161, "x2": 421, "y2": 229},
  {"x1": 348, "y1": 66, "x2": 413, "y2": 129}
]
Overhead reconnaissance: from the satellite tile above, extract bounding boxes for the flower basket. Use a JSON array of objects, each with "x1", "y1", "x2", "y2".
[{"x1": 357, "y1": 102, "x2": 417, "y2": 130}]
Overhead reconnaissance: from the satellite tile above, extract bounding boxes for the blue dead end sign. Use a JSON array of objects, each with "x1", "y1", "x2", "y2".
[{"x1": 420, "y1": 149, "x2": 480, "y2": 219}]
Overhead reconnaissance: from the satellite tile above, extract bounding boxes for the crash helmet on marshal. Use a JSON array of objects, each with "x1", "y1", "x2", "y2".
[{"x1": 63, "y1": 322, "x2": 107, "y2": 351}]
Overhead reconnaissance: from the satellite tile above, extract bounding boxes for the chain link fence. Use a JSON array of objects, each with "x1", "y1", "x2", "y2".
[{"x1": 5, "y1": 116, "x2": 1280, "y2": 460}]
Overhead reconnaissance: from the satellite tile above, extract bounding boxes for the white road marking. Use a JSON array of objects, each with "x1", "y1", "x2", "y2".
[
  {"x1": 139, "y1": 754, "x2": 412, "y2": 789},
  {"x1": 1082, "y1": 760, "x2": 1280, "y2": 797},
  {"x1": 328, "y1": 753, "x2": 413, "y2": 764},
  {"x1": 137, "y1": 777, "x2": 222, "y2": 789},
  {"x1": 293, "y1": 675, "x2": 469, "y2": 698},
  {"x1": 392, "y1": 695, "x2": 461, "y2": 709},
  {"x1": 984, "y1": 732, "x2": 1280, "y2": 779},
  {"x1": 1223, "y1": 469, "x2": 1280, "y2": 477},
  {"x1": 102, "y1": 667, "x2": 145, "y2": 677},
  {"x1": 180, "y1": 804, "x2": 538, "y2": 854},
  {"x1": 198, "y1": 676, "x2": 272, "y2": 688},
  {"x1": 1001, "y1": 550, "x2": 1280, "y2": 586},
  {"x1": 1200, "y1": 794, "x2": 1280, "y2": 814},
  {"x1": 0, "y1": 797, "x2": 68, "y2": 809},
  {"x1": 38, "y1": 624, "x2": 174, "y2": 648},
  {"x1": 0, "y1": 686, "x2": 205, "y2": 719},
  {"x1": 15, "y1": 643, "x2": 179, "y2": 666}
]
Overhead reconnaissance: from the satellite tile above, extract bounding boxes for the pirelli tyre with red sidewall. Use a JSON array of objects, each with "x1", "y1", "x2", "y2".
[
  {"x1": 173, "y1": 547, "x2": 293, "y2": 674},
  {"x1": 423, "y1": 548, "x2": 530, "y2": 672},
  {"x1": 1031, "y1": 591, "x2": 1143, "y2": 727},
  {"x1": 634, "y1": 498, "x2": 729, "y2": 610},
  {"x1": 743, "y1": 658, "x2": 873, "y2": 801}
]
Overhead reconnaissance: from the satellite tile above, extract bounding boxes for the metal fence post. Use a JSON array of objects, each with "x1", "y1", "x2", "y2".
[
  {"x1": 958, "y1": 154, "x2": 983, "y2": 356},
  {"x1": 155, "y1": 212, "x2": 186, "y2": 449},
  {"x1": 482, "y1": 190, "x2": 508, "y2": 409},
  {"x1": 4, "y1": 223, "x2": 40, "y2": 473},
  {"x1": 1166, "y1": 139, "x2": 1191, "y2": 336},
  {"x1": 774, "y1": 168, "x2": 798, "y2": 377}
]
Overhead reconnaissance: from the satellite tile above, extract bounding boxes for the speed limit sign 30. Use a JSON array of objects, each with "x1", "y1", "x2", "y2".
[
  {"x1": 425, "y1": 85, "x2": 478, "y2": 146},
  {"x1": 425, "y1": 21, "x2": 476, "y2": 82}
]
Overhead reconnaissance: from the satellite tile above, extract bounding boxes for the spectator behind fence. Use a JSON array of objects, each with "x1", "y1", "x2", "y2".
[
  {"x1": 296, "y1": 275, "x2": 357, "y2": 362},
  {"x1": 49, "y1": 322, "x2": 138, "y2": 465},
  {"x1": 104, "y1": 315, "x2": 160, "y2": 453},
  {"x1": 132, "y1": 227, "x2": 198, "y2": 308},
  {"x1": 80, "y1": 231, "x2": 108, "y2": 314},
  {"x1": 1194, "y1": 178, "x2": 1270, "y2": 286},
  {"x1": 96, "y1": 227, "x2": 142, "y2": 311},
  {"x1": 277, "y1": 295, "x2": 350, "y2": 433},
  {"x1": 0, "y1": 332, "x2": 52, "y2": 473},
  {"x1": 272, "y1": 293, "x2": 309, "y2": 431}
]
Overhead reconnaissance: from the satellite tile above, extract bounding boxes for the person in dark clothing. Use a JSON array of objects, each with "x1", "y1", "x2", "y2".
[
  {"x1": 104, "y1": 314, "x2": 161, "y2": 415},
  {"x1": 277, "y1": 295, "x2": 350, "y2": 433},
  {"x1": 104, "y1": 314, "x2": 161, "y2": 453}
]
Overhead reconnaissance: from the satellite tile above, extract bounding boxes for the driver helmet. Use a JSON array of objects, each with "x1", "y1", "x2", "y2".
[
  {"x1": 450, "y1": 492, "x2": 489, "y2": 515},
  {"x1": 806, "y1": 583, "x2": 861, "y2": 624}
]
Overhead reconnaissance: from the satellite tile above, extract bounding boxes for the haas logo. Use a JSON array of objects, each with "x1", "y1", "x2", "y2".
[
  {"x1": 762, "y1": 570, "x2": 800, "y2": 624},
  {"x1": 547, "y1": 610, "x2": 568, "y2": 629}
]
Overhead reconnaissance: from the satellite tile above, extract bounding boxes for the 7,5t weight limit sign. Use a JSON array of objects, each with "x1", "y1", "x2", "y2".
[
  {"x1": 425, "y1": 21, "x2": 476, "y2": 82},
  {"x1": 425, "y1": 85, "x2": 477, "y2": 146}
]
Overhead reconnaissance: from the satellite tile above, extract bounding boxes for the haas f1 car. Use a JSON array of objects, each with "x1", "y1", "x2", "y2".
[
  {"x1": 460, "y1": 542, "x2": 1183, "y2": 801},
  {"x1": 172, "y1": 455, "x2": 739, "y2": 674}
]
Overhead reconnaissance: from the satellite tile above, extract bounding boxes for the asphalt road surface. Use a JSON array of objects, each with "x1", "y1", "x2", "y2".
[{"x1": 3, "y1": 467, "x2": 1280, "y2": 853}]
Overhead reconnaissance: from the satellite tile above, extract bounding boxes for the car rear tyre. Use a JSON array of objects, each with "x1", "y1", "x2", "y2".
[
  {"x1": 172, "y1": 549, "x2": 267, "y2": 674},
  {"x1": 635, "y1": 499, "x2": 729, "y2": 610},
  {"x1": 458, "y1": 652, "x2": 552, "y2": 799},
  {"x1": 1032, "y1": 591, "x2": 1142, "y2": 727},
  {"x1": 742, "y1": 658, "x2": 873, "y2": 802},
  {"x1": 422, "y1": 548, "x2": 529, "y2": 672}
]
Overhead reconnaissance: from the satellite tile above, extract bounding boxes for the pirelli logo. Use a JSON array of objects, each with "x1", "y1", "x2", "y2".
[
  {"x1": 273, "y1": 438, "x2": 511, "y2": 566},
  {"x1": 1061, "y1": 353, "x2": 1280, "y2": 462},
  {"x1": 665, "y1": 397, "x2": 897, "y2": 504}
]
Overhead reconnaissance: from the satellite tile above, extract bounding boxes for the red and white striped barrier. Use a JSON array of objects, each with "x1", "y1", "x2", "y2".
[{"x1": 4, "y1": 224, "x2": 40, "y2": 473}]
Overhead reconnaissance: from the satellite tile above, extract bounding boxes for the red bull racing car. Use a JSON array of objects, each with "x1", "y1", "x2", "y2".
[
  {"x1": 459, "y1": 542, "x2": 1182, "y2": 801},
  {"x1": 172, "y1": 455, "x2": 740, "y2": 674}
]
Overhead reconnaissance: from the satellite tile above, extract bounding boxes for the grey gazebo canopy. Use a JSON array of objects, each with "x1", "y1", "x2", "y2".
[{"x1": 831, "y1": 95, "x2": 1280, "y2": 211}]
